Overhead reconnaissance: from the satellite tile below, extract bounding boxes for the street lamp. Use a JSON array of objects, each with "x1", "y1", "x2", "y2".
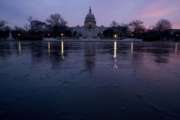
[
  {"x1": 60, "y1": 33, "x2": 64, "y2": 59},
  {"x1": 18, "y1": 33, "x2": 21, "y2": 37},
  {"x1": 114, "y1": 34, "x2": 118, "y2": 40},
  {"x1": 47, "y1": 33, "x2": 50, "y2": 37},
  {"x1": 60, "y1": 33, "x2": 64, "y2": 38}
]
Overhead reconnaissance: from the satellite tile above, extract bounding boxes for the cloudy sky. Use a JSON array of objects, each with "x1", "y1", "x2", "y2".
[{"x1": 0, "y1": 0, "x2": 180, "y2": 28}]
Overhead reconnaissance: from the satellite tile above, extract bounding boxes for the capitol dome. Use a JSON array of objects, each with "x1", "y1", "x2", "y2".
[{"x1": 84, "y1": 7, "x2": 96, "y2": 29}]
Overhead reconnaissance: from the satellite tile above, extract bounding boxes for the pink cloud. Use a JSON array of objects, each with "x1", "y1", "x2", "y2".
[
  {"x1": 136, "y1": 0, "x2": 180, "y2": 28},
  {"x1": 139, "y1": 1, "x2": 178, "y2": 18},
  {"x1": 174, "y1": 22, "x2": 180, "y2": 29},
  {"x1": 142, "y1": 8, "x2": 175, "y2": 18}
]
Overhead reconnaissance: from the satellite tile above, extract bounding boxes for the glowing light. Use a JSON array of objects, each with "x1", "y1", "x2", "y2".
[
  {"x1": 61, "y1": 33, "x2": 64, "y2": 37},
  {"x1": 113, "y1": 41, "x2": 118, "y2": 69},
  {"x1": 114, "y1": 34, "x2": 118, "y2": 39},
  {"x1": 113, "y1": 41, "x2": 117, "y2": 59},
  {"x1": 131, "y1": 42, "x2": 134, "y2": 54},
  {"x1": 48, "y1": 42, "x2": 51, "y2": 56},
  {"x1": 61, "y1": 40, "x2": 64, "y2": 59},
  {"x1": 18, "y1": 41, "x2": 22, "y2": 54},
  {"x1": 113, "y1": 58, "x2": 118, "y2": 69}
]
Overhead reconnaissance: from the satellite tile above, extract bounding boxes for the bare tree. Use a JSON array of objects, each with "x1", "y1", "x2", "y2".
[
  {"x1": 129, "y1": 20, "x2": 145, "y2": 33},
  {"x1": 153, "y1": 19, "x2": 172, "y2": 32},
  {"x1": 46, "y1": 13, "x2": 67, "y2": 27}
]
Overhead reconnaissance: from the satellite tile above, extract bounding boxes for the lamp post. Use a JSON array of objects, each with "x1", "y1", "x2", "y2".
[
  {"x1": 60, "y1": 33, "x2": 64, "y2": 59},
  {"x1": 60, "y1": 33, "x2": 64, "y2": 39},
  {"x1": 18, "y1": 33, "x2": 21, "y2": 37},
  {"x1": 17, "y1": 33, "x2": 21, "y2": 40},
  {"x1": 113, "y1": 33, "x2": 118, "y2": 69},
  {"x1": 113, "y1": 39, "x2": 118, "y2": 69},
  {"x1": 114, "y1": 34, "x2": 118, "y2": 40},
  {"x1": 113, "y1": 33, "x2": 118, "y2": 58},
  {"x1": 47, "y1": 33, "x2": 50, "y2": 38},
  {"x1": 113, "y1": 40, "x2": 117, "y2": 59}
]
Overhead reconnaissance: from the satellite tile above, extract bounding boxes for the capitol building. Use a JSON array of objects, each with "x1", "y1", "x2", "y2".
[
  {"x1": 84, "y1": 7, "x2": 96, "y2": 29},
  {"x1": 73, "y1": 7, "x2": 105, "y2": 38}
]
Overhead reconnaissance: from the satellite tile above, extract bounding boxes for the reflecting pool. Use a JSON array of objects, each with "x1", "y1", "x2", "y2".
[{"x1": 0, "y1": 40, "x2": 180, "y2": 120}]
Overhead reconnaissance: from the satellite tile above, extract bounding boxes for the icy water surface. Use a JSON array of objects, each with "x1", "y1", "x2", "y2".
[{"x1": 0, "y1": 40, "x2": 180, "y2": 120}]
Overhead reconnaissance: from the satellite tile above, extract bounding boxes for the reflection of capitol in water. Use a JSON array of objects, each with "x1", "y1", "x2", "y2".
[
  {"x1": 1, "y1": 38, "x2": 180, "y2": 120},
  {"x1": 0, "y1": 41, "x2": 179, "y2": 70},
  {"x1": 1, "y1": 43, "x2": 180, "y2": 120}
]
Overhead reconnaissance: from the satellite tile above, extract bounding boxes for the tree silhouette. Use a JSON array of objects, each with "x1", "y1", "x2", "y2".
[
  {"x1": 153, "y1": 19, "x2": 172, "y2": 32},
  {"x1": 46, "y1": 13, "x2": 67, "y2": 27},
  {"x1": 129, "y1": 20, "x2": 145, "y2": 33},
  {"x1": 46, "y1": 13, "x2": 68, "y2": 37}
]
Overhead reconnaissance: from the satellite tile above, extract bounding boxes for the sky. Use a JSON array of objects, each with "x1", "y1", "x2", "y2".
[{"x1": 0, "y1": 0, "x2": 180, "y2": 28}]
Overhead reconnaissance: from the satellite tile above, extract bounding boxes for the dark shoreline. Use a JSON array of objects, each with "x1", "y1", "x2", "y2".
[{"x1": 0, "y1": 39, "x2": 180, "y2": 43}]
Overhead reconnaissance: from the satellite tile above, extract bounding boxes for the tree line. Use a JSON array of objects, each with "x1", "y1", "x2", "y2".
[
  {"x1": 0, "y1": 13, "x2": 180, "y2": 41},
  {"x1": 103, "y1": 19, "x2": 180, "y2": 41},
  {"x1": 0, "y1": 13, "x2": 73, "y2": 40}
]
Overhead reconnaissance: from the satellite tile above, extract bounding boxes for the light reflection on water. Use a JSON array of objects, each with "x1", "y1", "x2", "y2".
[
  {"x1": 61, "y1": 40, "x2": 64, "y2": 59},
  {"x1": 0, "y1": 41, "x2": 180, "y2": 120},
  {"x1": 18, "y1": 41, "x2": 22, "y2": 54}
]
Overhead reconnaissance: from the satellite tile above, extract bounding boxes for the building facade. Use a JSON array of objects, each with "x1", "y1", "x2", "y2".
[
  {"x1": 73, "y1": 7, "x2": 105, "y2": 39},
  {"x1": 84, "y1": 7, "x2": 96, "y2": 29}
]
